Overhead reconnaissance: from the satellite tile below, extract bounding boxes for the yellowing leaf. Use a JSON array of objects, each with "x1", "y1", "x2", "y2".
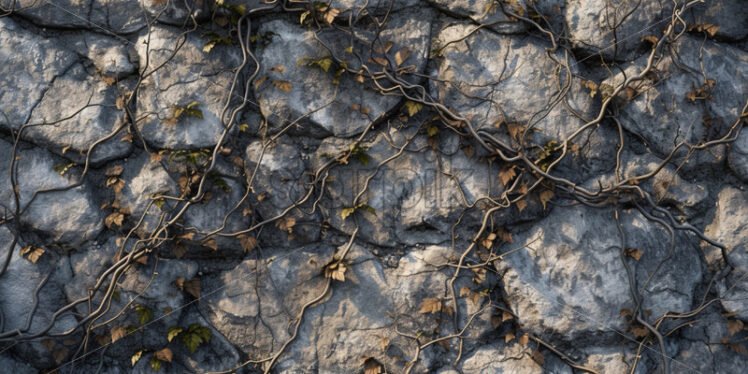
[
  {"x1": 394, "y1": 47, "x2": 410, "y2": 66},
  {"x1": 150, "y1": 356, "x2": 162, "y2": 372},
  {"x1": 419, "y1": 298, "x2": 442, "y2": 314},
  {"x1": 167, "y1": 327, "x2": 183, "y2": 342},
  {"x1": 403, "y1": 100, "x2": 422, "y2": 117},
  {"x1": 299, "y1": 10, "x2": 310, "y2": 24},
  {"x1": 202, "y1": 41, "x2": 216, "y2": 53},
  {"x1": 131, "y1": 350, "x2": 143, "y2": 367},
  {"x1": 539, "y1": 190, "x2": 554, "y2": 210}
]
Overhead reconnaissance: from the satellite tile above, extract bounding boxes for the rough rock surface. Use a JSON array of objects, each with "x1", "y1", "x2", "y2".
[{"x1": 0, "y1": 1, "x2": 746, "y2": 373}]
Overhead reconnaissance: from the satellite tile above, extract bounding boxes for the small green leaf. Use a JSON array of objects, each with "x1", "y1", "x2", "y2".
[
  {"x1": 150, "y1": 356, "x2": 162, "y2": 372},
  {"x1": 239, "y1": 123, "x2": 248, "y2": 132},
  {"x1": 167, "y1": 327, "x2": 183, "y2": 342},
  {"x1": 131, "y1": 350, "x2": 143, "y2": 367},
  {"x1": 297, "y1": 56, "x2": 311, "y2": 67},
  {"x1": 181, "y1": 332, "x2": 203, "y2": 354},
  {"x1": 52, "y1": 162, "x2": 76, "y2": 176},
  {"x1": 136, "y1": 305, "x2": 152, "y2": 325},
  {"x1": 359, "y1": 204, "x2": 376, "y2": 216},
  {"x1": 300, "y1": 10, "x2": 310, "y2": 25},
  {"x1": 354, "y1": 153, "x2": 369, "y2": 165},
  {"x1": 317, "y1": 58, "x2": 332, "y2": 72},
  {"x1": 425, "y1": 125, "x2": 439, "y2": 137},
  {"x1": 341, "y1": 207, "x2": 356, "y2": 220},
  {"x1": 344, "y1": 46, "x2": 353, "y2": 53}
]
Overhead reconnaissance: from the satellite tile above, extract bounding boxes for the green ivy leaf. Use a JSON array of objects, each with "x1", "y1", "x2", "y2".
[
  {"x1": 359, "y1": 204, "x2": 377, "y2": 216},
  {"x1": 181, "y1": 331, "x2": 203, "y2": 354},
  {"x1": 150, "y1": 356, "x2": 162, "y2": 372},
  {"x1": 135, "y1": 305, "x2": 152, "y2": 326}
]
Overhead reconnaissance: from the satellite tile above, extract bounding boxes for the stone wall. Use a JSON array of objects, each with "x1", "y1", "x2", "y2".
[{"x1": 0, "y1": 1, "x2": 746, "y2": 373}]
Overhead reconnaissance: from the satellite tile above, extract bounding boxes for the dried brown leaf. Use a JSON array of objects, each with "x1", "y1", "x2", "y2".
[
  {"x1": 499, "y1": 165, "x2": 517, "y2": 186},
  {"x1": 105, "y1": 212, "x2": 124, "y2": 228},
  {"x1": 531, "y1": 350, "x2": 545, "y2": 366},
  {"x1": 394, "y1": 47, "x2": 410, "y2": 66},
  {"x1": 238, "y1": 234, "x2": 258, "y2": 253},
  {"x1": 631, "y1": 325, "x2": 649, "y2": 338},
  {"x1": 155, "y1": 347, "x2": 173, "y2": 363},
  {"x1": 363, "y1": 358, "x2": 383, "y2": 374},
  {"x1": 519, "y1": 333, "x2": 529, "y2": 347},
  {"x1": 173, "y1": 243, "x2": 188, "y2": 259},
  {"x1": 41, "y1": 339, "x2": 56, "y2": 351},
  {"x1": 459, "y1": 286, "x2": 471, "y2": 298},
  {"x1": 272, "y1": 80, "x2": 292, "y2": 93},
  {"x1": 516, "y1": 199, "x2": 528, "y2": 213},
  {"x1": 110, "y1": 326, "x2": 126, "y2": 343},
  {"x1": 505, "y1": 333, "x2": 515, "y2": 343},
  {"x1": 728, "y1": 319, "x2": 744, "y2": 336},
  {"x1": 419, "y1": 298, "x2": 442, "y2": 314},
  {"x1": 276, "y1": 216, "x2": 296, "y2": 233},
  {"x1": 641, "y1": 35, "x2": 659, "y2": 45},
  {"x1": 624, "y1": 247, "x2": 644, "y2": 261},
  {"x1": 184, "y1": 277, "x2": 201, "y2": 298},
  {"x1": 539, "y1": 190, "x2": 554, "y2": 210},
  {"x1": 53, "y1": 348, "x2": 68, "y2": 364},
  {"x1": 325, "y1": 262, "x2": 347, "y2": 281},
  {"x1": 202, "y1": 238, "x2": 218, "y2": 251}
]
